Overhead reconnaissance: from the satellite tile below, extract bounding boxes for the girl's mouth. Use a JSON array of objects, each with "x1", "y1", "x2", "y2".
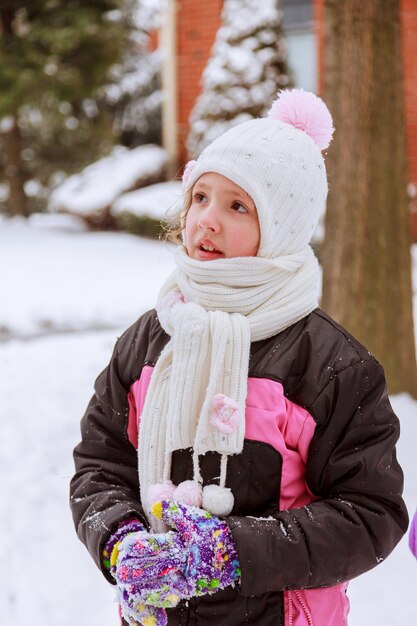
[{"x1": 196, "y1": 240, "x2": 223, "y2": 259}]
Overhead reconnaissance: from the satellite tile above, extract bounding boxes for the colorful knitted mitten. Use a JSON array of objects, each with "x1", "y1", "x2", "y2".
[
  {"x1": 118, "y1": 595, "x2": 168, "y2": 626},
  {"x1": 104, "y1": 519, "x2": 146, "y2": 574},
  {"x1": 105, "y1": 520, "x2": 181, "y2": 626},
  {"x1": 151, "y1": 499, "x2": 241, "y2": 597},
  {"x1": 115, "y1": 529, "x2": 188, "y2": 605}
]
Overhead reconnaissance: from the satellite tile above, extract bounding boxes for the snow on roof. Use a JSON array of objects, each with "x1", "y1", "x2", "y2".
[
  {"x1": 111, "y1": 180, "x2": 183, "y2": 221},
  {"x1": 48, "y1": 144, "x2": 166, "y2": 216}
]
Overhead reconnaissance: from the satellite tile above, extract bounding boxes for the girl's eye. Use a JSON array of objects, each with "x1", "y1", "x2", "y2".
[
  {"x1": 193, "y1": 192, "x2": 207, "y2": 203},
  {"x1": 232, "y1": 201, "x2": 248, "y2": 214}
]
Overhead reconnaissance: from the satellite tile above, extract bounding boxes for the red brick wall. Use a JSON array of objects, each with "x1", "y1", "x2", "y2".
[
  {"x1": 176, "y1": 0, "x2": 223, "y2": 163},
  {"x1": 314, "y1": 0, "x2": 417, "y2": 240},
  {"x1": 313, "y1": 0, "x2": 324, "y2": 96}
]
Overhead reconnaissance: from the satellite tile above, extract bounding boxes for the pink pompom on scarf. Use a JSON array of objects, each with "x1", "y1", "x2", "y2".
[
  {"x1": 173, "y1": 480, "x2": 203, "y2": 507},
  {"x1": 147, "y1": 481, "x2": 176, "y2": 505}
]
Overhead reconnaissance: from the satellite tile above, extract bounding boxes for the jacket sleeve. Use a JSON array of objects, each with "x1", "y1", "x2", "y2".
[
  {"x1": 226, "y1": 358, "x2": 409, "y2": 596},
  {"x1": 70, "y1": 328, "x2": 149, "y2": 584}
]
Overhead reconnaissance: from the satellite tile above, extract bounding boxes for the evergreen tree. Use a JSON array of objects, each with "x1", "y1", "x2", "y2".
[
  {"x1": 102, "y1": 0, "x2": 163, "y2": 148},
  {"x1": 321, "y1": 0, "x2": 417, "y2": 396},
  {"x1": 187, "y1": 0, "x2": 292, "y2": 159},
  {"x1": 0, "y1": 0, "x2": 134, "y2": 216}
]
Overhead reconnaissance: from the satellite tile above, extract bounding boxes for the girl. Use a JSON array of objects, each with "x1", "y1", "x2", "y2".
[{"x1": 70, "y1": 89, "x2": 408, "y2": 626}]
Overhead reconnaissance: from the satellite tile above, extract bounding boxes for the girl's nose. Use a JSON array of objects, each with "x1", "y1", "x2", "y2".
[{"x1": 197, "y1": 202, "x2": 221, "y2": 232}]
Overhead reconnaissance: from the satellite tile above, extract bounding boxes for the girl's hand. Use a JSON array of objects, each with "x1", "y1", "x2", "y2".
[
  {"x1": 115, "y1": 530, "x2": 188, "y2": 625},
  {"x1": 115, "y1": 529, "x2": 187, "y2": 590},
  {"x1": 151, "y1": 500, "x2": 241, "y2": 597},
  {"x1": 115, "y1": 529, "x2": 188, "y2": 609},
  {"x1": 117, "y1": 586, "x2": 168, "y2": 626},
  {"x1": 105, "y1": 522, "x2": 176, "y2": 622}
]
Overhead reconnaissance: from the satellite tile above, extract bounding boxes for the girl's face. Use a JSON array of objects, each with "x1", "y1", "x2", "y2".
[{"x1": 184, "y1": 172, "x2": 260, "y2": 260}]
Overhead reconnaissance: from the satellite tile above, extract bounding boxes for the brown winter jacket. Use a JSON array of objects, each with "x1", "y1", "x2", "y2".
[{"x1": 70, "y1": 308, "x2": 408, "y2": 625}]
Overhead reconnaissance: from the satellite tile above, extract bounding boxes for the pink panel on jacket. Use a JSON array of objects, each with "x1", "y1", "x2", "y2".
[
  {"x1": 245, "y1": 377, "x2": 317, "y2": 510},
  {"x1": 284, "y1": 585, "x2": 350, "y2": 626},
  {"x1": 127, "y1": 365, "x2": 153, "y2": 447}
]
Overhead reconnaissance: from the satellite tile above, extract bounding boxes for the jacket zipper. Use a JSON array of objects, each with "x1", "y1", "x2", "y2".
[{"x1": 287, "y1": 590, "x2": 314, "y2": 626}]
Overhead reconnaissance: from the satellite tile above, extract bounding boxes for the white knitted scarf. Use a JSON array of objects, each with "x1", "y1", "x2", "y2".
[{"x1": 138, "y1": 246, "x2": 320, "y2": 529}]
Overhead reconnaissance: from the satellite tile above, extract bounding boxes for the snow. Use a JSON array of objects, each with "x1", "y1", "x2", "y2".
[
  {"x1": 111, "y1": 181, "x2": 183, "y2": 220},
  {"x1": 0, "y1": 115, "x2": 14, "y2": 132},
  {"x1": 219, "y1": 0, "x2": 282, "y2": 39},
  {"x1": 348, "y1": 393, "x2": 417, "y2": 625},
  {"x1": 131, "y1": 0, "x2": 164, "y2": 32},
  {"x1": 1, "y1": 216, "x2": 417, "y2": 625},
  {"x1": 1, "y1": 331, "x2": 119, "y2": 626},
  {"x1": 0, "y1": 217, "x2": 174, "y2": 341},
  {"x1": 28, "y1": 212, "x2": 88, "y2": 232},
  {"x1": 48, "y1": 144, "x2": 166, "y2": 216}
]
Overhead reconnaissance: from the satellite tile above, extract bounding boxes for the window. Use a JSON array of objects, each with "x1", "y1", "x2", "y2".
[{"x1": 281, "y1": 0, "x2": 317, "y2": 92}]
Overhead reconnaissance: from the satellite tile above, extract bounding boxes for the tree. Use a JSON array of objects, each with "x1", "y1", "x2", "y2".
[
  {"x1": 102, "y1": 0, "x2": 163, "y2": 148},
  {"x1": 321, "y1": 0, "x2": 417, "y2": 396},
  {"x1": 186, "y1": 0, "x2": 292, "y2": 158},
  {"x1": 0, "y1": 0, "x2": 134, "y2": 216}
]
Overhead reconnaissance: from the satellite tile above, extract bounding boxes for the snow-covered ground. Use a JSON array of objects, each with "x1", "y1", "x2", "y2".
[
  {"x1": 1, "y1": 217, "x2": 416, "y2": 625},
  {"x1": 0, "y1": 215, "x2": 175, "y2": 340}
]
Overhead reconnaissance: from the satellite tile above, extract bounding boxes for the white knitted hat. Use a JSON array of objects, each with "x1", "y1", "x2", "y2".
[{"x1": 182, "y1": 89, "x2": 334, "y2": 258}]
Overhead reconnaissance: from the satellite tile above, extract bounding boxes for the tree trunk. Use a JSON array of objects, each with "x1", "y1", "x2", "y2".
[
  {"x1": 0, "y1": 8, "x2": 28, "y2": 217},
  {"x1": 321, "y1": 0, "x2": 417, "y2": 396},
  {"x1": 1, "y1": 116, "x2": 28, "y2": 217}
]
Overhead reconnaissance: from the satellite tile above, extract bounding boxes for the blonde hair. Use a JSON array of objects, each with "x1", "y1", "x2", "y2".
[{"x1": 162, "y1": 187, "x2": 193, "y2": 246}]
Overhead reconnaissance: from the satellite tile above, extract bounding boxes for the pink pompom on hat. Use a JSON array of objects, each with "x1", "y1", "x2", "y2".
[
  {"x1": 267, "y1": 88, "x2": 334, "y2": 150},
  {"x1": 183, "y1": 88, "x2": 335, "y2": 259}
]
